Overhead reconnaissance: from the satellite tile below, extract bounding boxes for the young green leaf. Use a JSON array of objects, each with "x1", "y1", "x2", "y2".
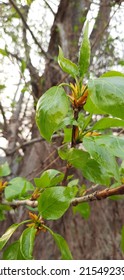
[
  {"x1": 36, "y1": 86, "x2": 69, "y2": 141},
  {"x1": 92, "y1": 117, "x2": 124, "y2": 130},
  {"x1": 38, "y1": 186, "x2": 77, "y2": 220},
  {"x1": 46, "y1": 227, "x2": 73, "y2": 260},
  {"x1": 78, "y1": 21, "x2": 91, "y2": 78},
  {"x1": 20, "y1": 227, "x2": 36, "y2": 260},
  {"x1": 34, "y1": 169, "x2": 64, "y2": 188},
  {"x1": 58, "y1": 46, "x2": 79, "y2": 78},
  {"x1": 0, "y1": 224, "x2": 20, "y2": 250},
  {"x1": 100, "y1": 70, "x2": 124, "y2": 78},
  {"x1": 5, "y1": 177, "x2": 34, "y2": 201},
  {"x1": 0, "y1": 220, "x2": 30, "y2": 250},
  {"x1": 2, "y1": 241, "x2": 25, "y2": 260},
  {"x1": 0, "y1": 162, "x2": 11, "y2": 177},
  {"x1": 86, "y1": 77, "x2": 124, "y2": 119}
]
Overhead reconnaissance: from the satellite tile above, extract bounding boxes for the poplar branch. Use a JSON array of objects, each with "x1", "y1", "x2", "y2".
[
  {"x1": 71, "y1": 185, "x2": 124, "y2": 206},
  {"x1": 2, "y1": 185, "x2": 124, "y2": 209}
]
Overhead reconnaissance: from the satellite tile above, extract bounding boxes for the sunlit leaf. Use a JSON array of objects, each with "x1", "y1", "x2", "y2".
[
  {"x1": 36, "y1": 86, "x2": 69, "y2": 141},
  {"x1": 20, "y1": 227, "x2": 36, "y2": 260},
  {"x1": 78, "y1": 21, "x2": 91, "y2": 78},
  {"x1": 38, "y1": 186, "x2": 77, "y2": 220},
  {"x1": 58, "y1": 46, "x2": 79, "y2": 78}
]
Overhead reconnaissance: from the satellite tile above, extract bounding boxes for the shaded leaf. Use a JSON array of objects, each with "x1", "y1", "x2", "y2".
[
  {"x1": 83, "y1": 137, "x2": 120, "y2": 181},
  {"x1": 2, "y1": 241, "x2": 25, "y2": 260}
]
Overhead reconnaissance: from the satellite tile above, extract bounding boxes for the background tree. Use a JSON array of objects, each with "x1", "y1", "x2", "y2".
[{"x1": 0, "y1": 0, "x2": 124, "y2": 259}]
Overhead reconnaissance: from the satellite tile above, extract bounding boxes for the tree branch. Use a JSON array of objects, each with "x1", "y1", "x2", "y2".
[
  {"x1": 8, "y1": 0, "x2": 52, "y2": 61},
  {"x1": 2, "y1": 185, "x2": 124, "y2": 209},
  {"x1": 71, "y1": 185, "x2": 124, "y2": 206}
]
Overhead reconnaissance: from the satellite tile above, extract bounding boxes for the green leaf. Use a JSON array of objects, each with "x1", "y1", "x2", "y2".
[
  {"x1": 63, "y1": 127, "x2": 72, "y2": 143},
  {"x1": 34, "y1": 169, "x2": 64, "y2": 188},
  {"x1": 2, "y1": 241, "x2": 25, "y2": 260},
  {"x1": 58, "y1": 146, "x2": 90, "y2": 170},
  {"x1": 21, "y1": 60, "x2": 26, "y2": 74},
  {"x1": 0, "y1": 48, "x2": 8, "y2": 56},
  {"x1": 5, "y1": 177, "x2": 34, "y2": 201},
  {"x1": 0, "y1": 224, "x2": 19, "y2": 250},
  {"x1": 38, "y1": 186, "x2": 77, "y2": 220},
  {"x1": 82, "y1": 158, "x2": 110, "y2": 185},
  {"x1": 0, "y1": 162, "x2": 11, "y2": 177},
  {"x1": 0, "y1": 220, "x2": 29, "y2": 250},
  {"x1": 100, "y1": 71, "x2": 124, "y2": 78},
  {"x1": 59, "y1": 145, "x2": 110, "y2": 185},
  {"x1": 92, "y1": 117, "x2": 124, "y2": 130},
  {"x1": 73, "y1": 202, "x2": 90, "y2": 219},
  {"x1": 121, "y1": 226, "x2": 124, "y2": 253},
  {"x1": 36, "y1": 86, "x2": 69, "y2": 141},
  {"x1": 20, "y1": 227, "x2": 36, "y2": 260},
  {"x1": 58, "y1": 47, "x2": 79, "y2": 78},
  {"x1": 91, "y1": 135, "x2": 124, "y2": 160},
  {"x1": 78, "y1": 21, "x2": 91, "y2": 78},
  {"x1": 86, "y1": 77, "x2": 124, "y2": 119},
  {"x1": 26, "y1": 0, "x2": 33, "y2": 5},
  {"x1": 83, "y1": 137, "x2": 120, "y2": 181},
  {"x1": 0, "y1": 84, "x2": 6, "y2": 90},
  {"x1": 46, "y1": 227, "x2": 73, "y2": 260}
]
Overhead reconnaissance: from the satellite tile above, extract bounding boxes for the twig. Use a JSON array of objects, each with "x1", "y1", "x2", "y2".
[
  {"x1": 3, "y1": 199, "x2": 38, "y2": 208},
  {"x1": 71, "y1": 185, "x2": 124, "y2": 206},
  {"x1": 2, "y1": 185, "x2": 124, "y2": 209},
  {"x1": 43, "y1": 0, "x2": 55, "y2": 15},
  {"x1": 8, "y1": 0, "x2": 52, "y2": 61}
]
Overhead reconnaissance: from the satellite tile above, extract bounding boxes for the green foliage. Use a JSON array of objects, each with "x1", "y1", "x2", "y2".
[
  {"x1": 5, "y1": 177, "x2": 34, "y2": 201},
  {"x1": 19, "y1": 227, "x2": 36, "y2": 260},
  {"x1": 46, "y1": 226, "x2": 73, "y2": 260},
  {"x1": 58, "y1": 47, "x2": 79, "y2": 78},
  {"x1": 34, "y1": 169, "x2": 64, "y2": 188},
  {"x1": 36, "y1": 86, "x2": 69, "y2": 141},
  {"x1": 86, "y1": 77, "x2": 124, "y2": 119},
  {"x1": 78, "y1": 21, "x2": 91, "y2": 78},
  {"x1": 38, "y1": 186, "x2": 77, "y2": 220},
  {"x1": 0, "y1": 162, "x2": 11, "y2": 177}
]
